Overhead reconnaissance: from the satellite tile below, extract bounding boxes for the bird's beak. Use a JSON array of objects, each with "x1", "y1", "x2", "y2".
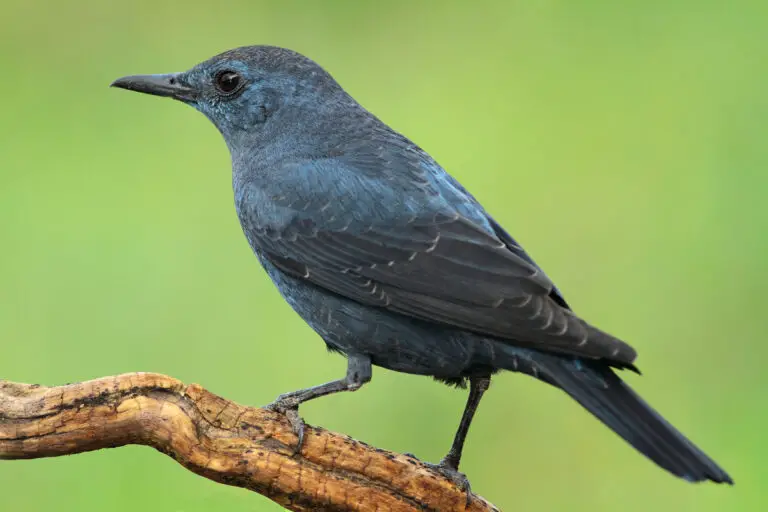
[{"x1": 110, "y1": 73, "x2": 197, "y2": 102}]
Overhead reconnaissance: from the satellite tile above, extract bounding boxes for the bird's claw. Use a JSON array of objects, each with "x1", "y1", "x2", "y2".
[
  {"x1": 265, "y1": 397, "x2": 306, "y2": 456},
  {"x1": 424, "y1": 459, "x2": 473, "y2": 508}
]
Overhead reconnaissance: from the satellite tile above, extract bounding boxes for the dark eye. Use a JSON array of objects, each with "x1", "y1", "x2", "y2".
[{"x1": 214, "y1": 70, "x2": 243, "y2": 95}]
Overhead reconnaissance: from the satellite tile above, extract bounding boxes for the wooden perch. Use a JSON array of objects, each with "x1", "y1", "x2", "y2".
[{"x1": 0, "y1": 372, "x2": 498, "y2": 512}]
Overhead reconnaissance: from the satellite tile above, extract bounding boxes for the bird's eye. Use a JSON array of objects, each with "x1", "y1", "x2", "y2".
[{"x1": 214, "y1": 70, "x2": 243, "y2": 95}]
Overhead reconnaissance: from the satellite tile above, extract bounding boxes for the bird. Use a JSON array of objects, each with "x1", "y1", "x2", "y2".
[{"x1": 111, "y1": 45, "x2": 732, "y2": 492}]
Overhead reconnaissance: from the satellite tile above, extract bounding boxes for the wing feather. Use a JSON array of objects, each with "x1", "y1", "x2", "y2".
[{"x1": 258, "y1": 213, "x2": 636, "y2": 364}]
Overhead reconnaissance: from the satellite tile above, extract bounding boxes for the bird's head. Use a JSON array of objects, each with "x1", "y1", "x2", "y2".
[{"x1": 111, "y1": 45, "x2": 349, "y2": 147}]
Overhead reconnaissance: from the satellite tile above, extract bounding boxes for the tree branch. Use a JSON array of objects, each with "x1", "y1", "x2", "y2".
[{"x1": 0, "y1": 372, "x2": 498, "y2": 512}]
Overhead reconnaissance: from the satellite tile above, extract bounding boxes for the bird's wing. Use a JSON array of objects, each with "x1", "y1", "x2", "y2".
[
  {"x1": 241, "y1": 132, "x2": 636, "y2": 365},
  {"x1": 259, "y1": 213, "x2": 634, "y2": 364}
]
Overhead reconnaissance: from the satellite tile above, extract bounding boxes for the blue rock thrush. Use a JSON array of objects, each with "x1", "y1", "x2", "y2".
[{"x1": 111, "y1": 45, "x2": 732, "y2": 491}]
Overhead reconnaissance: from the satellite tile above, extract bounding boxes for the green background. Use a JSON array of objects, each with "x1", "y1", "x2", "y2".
[{"x1": 1, "y1": 1, "x2": 765, "y2": 510}]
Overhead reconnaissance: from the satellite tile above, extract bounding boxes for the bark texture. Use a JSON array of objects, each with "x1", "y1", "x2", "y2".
[{"x1": 0, "y1": 372, "x2": 499, "y2": 512}]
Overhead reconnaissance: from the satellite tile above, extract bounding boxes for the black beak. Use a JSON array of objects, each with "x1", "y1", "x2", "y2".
[{"x1": 110, "y1": 73, "x2": 196, "y2": 101}]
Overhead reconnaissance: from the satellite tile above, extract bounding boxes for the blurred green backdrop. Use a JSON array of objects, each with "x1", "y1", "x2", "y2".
[{"x1": 1, "y1": 1, "x2": 765, "y2": 510}]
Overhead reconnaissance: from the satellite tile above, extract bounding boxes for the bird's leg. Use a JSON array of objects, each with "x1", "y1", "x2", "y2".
[
  {"x1": 426, "y1": 375, "x2": 491, "y2": 507},
  {"x1": 442, "y1": 375, "x2": 491, "y2": 470},
  {"x1": 265, "y1": 354, "x2": 371, "y2": 455}
]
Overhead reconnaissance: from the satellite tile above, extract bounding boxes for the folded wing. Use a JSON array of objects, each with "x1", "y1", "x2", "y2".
[{"x1": 259, "y1": 211, "x2": 637, "y2": 366}]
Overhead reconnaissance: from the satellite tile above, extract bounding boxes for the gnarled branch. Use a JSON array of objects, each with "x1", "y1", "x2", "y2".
[{"x1": 0, "y1": 373, "x2": 498, "y2": 512}]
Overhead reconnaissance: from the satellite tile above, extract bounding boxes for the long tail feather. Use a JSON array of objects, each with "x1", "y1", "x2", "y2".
[{"x1": 499, "y1": 347, "x2": 733, "y2": 484}]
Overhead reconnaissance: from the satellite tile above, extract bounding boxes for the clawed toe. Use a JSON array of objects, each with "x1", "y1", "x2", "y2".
[
  {"x1": 424, "y1": 460, "x2": 474, "y2": 508},
  {"x1": 265, "y1": 398, "x2": 306, "y2": 456}
]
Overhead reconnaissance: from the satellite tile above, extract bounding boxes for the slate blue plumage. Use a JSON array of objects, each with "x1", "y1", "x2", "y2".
[{"x1": 112, "y1": 45, "x2": 732, "y2": 488}]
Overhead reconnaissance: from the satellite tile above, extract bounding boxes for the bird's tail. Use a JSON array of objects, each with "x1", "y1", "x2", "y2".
[{"x1": 497, "y1": 347, "x2": 733, "y2": 484}]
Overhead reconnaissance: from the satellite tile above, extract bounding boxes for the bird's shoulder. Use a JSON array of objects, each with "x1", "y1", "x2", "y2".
[{"x1": 235, "y1": 121, "x2": 490, "y2": 235}]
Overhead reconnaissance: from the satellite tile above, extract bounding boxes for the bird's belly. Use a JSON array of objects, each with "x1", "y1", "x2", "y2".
[{"x1": 259, "y1": 256, "x2": 486, "y2": 378}]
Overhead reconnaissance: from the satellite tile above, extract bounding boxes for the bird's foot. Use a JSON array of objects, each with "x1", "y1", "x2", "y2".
[
  {"x1": 265, "y1": 396, "x2": 306, "y2": 456},
  {"x1": 423, "y1": 458, "x2": 473, "y2": 508}
]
